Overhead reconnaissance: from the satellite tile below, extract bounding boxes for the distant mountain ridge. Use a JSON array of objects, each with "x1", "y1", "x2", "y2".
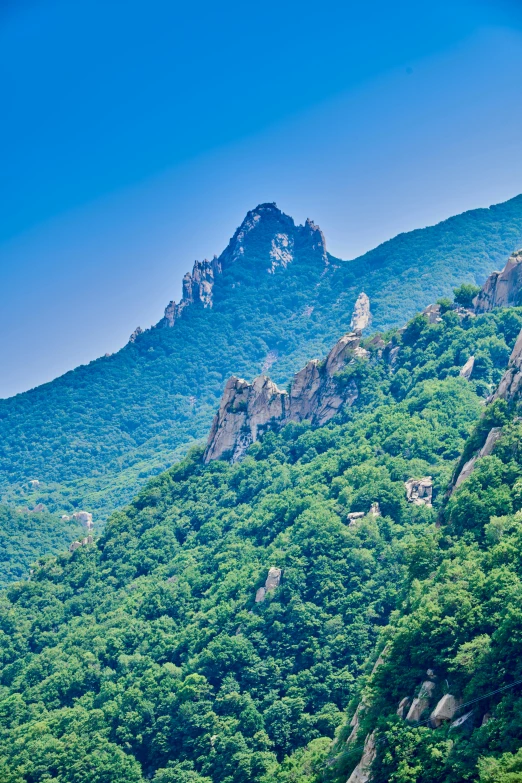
[{"x1": 2, "y1": 194, "x2": 522, "y2": 521}]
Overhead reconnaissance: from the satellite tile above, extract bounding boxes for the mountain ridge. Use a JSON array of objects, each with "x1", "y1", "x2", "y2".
[{"x1": 2, "y1": 194, "x2": 522, "y2": 524}]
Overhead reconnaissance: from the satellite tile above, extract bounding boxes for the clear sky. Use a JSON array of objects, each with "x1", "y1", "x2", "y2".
[{"x1": 1, "y1": 0, "x2": 522, "y2": 398}]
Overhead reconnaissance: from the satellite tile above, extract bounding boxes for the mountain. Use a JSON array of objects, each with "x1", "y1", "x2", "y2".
[
  {"x1": 2, "y1": 271, "x2": 522, "y2": 782},
  {"x1": 2, "y1": 196, "x2": 522, "y2": 527}
]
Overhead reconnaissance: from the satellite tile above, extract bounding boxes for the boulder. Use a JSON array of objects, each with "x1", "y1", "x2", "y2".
[
  {"x1": 406, "y1": 680, "x2": 436, "y2": 722},
  {"x1": 347, "y1": 512, "x2": 365, "y2": 525},
  {"x1": 397, "y1": 697, "x2": 411, "y2": 718},
  {"x1": 346, "y1": 731, "x2": 376, "y2": 783},
  {"x1": 69, "y1": 541, "x2": 81, "y2": 552},
  {"x1": 422, "y1": 303, "x2": 442, "y2": 324},
  {"x1": 459, "y1": 356, "x2": 475, "y2": 379},
  {"x1": 369, "y1": 502, "x2": 381, "y2": 516},
  {"x1": 255, "y1": 567, "x2": 282, "y2": 603},
  {"x1": 73, "y1": 511, "x2": 93, "y2": 529},
  {"x1": 265, "y1": 567, "x2": 282, "y2": 592},
  {"x1": 405, "y1": 477, "x2": 433, "y2": 506},
  {"x1": 429, "y1": 694, "x2": 462, "y2": 727}
]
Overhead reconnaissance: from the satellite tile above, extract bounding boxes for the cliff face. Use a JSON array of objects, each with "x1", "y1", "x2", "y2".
[
  {"x1": 474, "y1": 249, "x2": 522, "y2": 312},
  {"x1": 203, "y1": 318, "x2": 368, "y2": 463},
  {"x1": 158, "y1": 257, "x2": 222, "y2": 328},
  {"x1": 492, "y1": 326, "x2": 522, "y2": 402}
]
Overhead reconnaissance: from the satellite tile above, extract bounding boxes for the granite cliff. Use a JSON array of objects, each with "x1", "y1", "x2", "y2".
[
  {"x1": 204, "y1": 298, "x2": 370, "y2": 463},
  {"x1": 474, "y1": 249, "x2": 522, "y2": 312}
]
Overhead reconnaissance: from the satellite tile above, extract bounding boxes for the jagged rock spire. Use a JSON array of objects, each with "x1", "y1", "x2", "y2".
[
  {"x1": 351, "y1": 292, "x2": 371, "y2": 333},
  {"x1": 157, "y1": 203, "x2": 329, "y2": 330},
  {"x1": 203, "y1": 331, "x2": 367, "y2": 463}
]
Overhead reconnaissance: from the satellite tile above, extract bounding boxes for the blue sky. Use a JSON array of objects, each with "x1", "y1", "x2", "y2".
[{"x1": 1, "y1": 0, "x2": 522, "y2": 397}]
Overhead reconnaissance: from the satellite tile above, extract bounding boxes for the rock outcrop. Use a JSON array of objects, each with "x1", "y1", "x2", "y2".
[
  {"x1": 159, "y1": 256, "x2": 222, "y2": 327},
  {"x1": 347, "y1": 731, "x2": 376, "y2": 783},
  {"x1": 405, "y1": 679, "x2": 436, "y2": 722},
  {"x1": 430, "y1": 694, "x2": 461, "y2": 727},
  {"x1": 129, "y1": 326, "x2": 143, "y2": 343},
  {"x1": 474, "y1": 250, "x2": 522, "y2": 313},
  {"x1": 62, "y1": 511, "x2": 93, "y2": 529},
  {"x1": 255, "y1": 566, "x2": 282, "y2": 603},
  {"x1": 405, "y1": 477, "x2": 433, "y2": 506},
  {"x1": 397, "y1": 697, "x2": 412, "y2": 718},
  {"x1": 351, "y1": 292, "x2": 371, "y2": 333},
  {"x1": 460, "y1": 356, "x2": 475, "y2": 379},
  {"x1": 492, "y1": 327, "x2": 522, "y2": 403},
  {"x1": 157, "y1": 203, "x2": 330, "y2": 329},
  {"x1": 453, "y1": 427, "x2": 503, "y2": 490},
  {"x1": 204, "y1": 376, "x2": 287, "y2": 463},
  {"x1": 204, "y1": 327, "x2": 367, "y2": 463},
  {"x1": 69, "y1": 535, "x2": 93, "y2": 552}
]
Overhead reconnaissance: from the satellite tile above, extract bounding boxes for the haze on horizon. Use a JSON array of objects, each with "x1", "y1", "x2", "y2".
[{"x1": 1, "y1": 0, "x2": 522, "y2": 398}]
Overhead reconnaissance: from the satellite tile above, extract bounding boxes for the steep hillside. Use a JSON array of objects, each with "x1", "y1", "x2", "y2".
[
  {"x1": 2, "y1": 196, "x2": 522, "y2": 522},
  {"x1": 1, "y1": 296, "x2": 521, "y2": 782},
  {"x1": 0, "y1": 505, "x2": 83, "y2": 588},
  {"x1": 325, "y1": 344, "x2": 522, "y2": 783}
]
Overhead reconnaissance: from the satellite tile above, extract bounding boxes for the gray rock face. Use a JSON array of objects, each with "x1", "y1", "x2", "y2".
[
  {"x1": 405, "y1": 680, "x2": 436, "y2": 721},
  {"x1": 204, "y1": 375, "x2": 287, "y2": 463},
  {"x1": 346, "y1": 731, "x2": 376, "y2": 783},
  {"x1": 397, "y1": 697, "x2": 412, "y2": 718},
  {"x1": 269, "y1": 233, "x2": 294, "y2": 273},
  {"x1": 405, "y1": 477, "x2": 433, "y2": 506},
  {"x1": 204, "y1": 329, "x2": 367, "y2": 463},
  {"x1": 73, "y1": 511, "x2": 93, "y2": 529},
  {"x1": 460, "y1": 356, "x2": 475, "y2": 379},
  {"x1": 255, "y1": 567, "x2": 282, "y2": 603},
  {"x1": 430, "y1": 694, "x2": 461, "y2": 727},
  {"x1": 129, "y1": 326, "x2": 143, "y2": 343},
  {"x1": 158, "y1": 204, "x2": 330, "y2": 329},
  {"x1": 422, "y1": 303, "x2": 443, "y2": 324},
  {"x1": 159, "y1": 257, "x2": 222, "y2": 327},
  {"x1": 474, "y1": 249, "x2": 522, "y2": 312},
  {"x1": 492, "y1": 327, "x2": 522, "y2": 403},
  {"x1": 453, "y1": 427, "x2": 503, "y2": 490},
  {"x1": 351, "y1": 293, "x2": 371, "y2": 333}
]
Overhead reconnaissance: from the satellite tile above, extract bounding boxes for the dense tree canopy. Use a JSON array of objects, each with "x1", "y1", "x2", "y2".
[{"x1": 0, "y1": 304, "x2": 521, "y2": 781}]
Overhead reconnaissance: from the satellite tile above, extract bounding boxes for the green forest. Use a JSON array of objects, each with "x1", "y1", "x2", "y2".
[
  {"x1": 2, "y1": 196, "x2": 522, "y2": 522},
  {"x1": 0, "y1": 506, "x2": 83, "y2": 588},
  {"x1": 1, "y1": 298, "x2": 522, "y2": 782}
]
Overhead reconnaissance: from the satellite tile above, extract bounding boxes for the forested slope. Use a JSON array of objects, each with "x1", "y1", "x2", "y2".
[
  {"x1": 2, "y1": 196, "x2": 522, "y2": 521},
  {"x1": 1, "y1": 299, "x2": 521, "y2": 782},
  {"x1": 0, "y1": 505, "x2": 82, "y2": 588}
]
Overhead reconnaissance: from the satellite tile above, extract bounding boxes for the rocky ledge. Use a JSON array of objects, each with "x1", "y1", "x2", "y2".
[{"x1": 204, "y1": 300, "x2": 370, "y2": 463}]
